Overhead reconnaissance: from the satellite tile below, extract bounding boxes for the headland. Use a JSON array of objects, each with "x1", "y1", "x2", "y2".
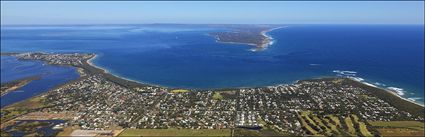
[{"x1": 208, "y1": 25, "x2": 284, "y2": 51}]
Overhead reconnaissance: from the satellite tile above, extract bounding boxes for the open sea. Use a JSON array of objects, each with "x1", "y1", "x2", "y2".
[{"x1": 1, "y1": 24, "x2": 424, "y2": 105}]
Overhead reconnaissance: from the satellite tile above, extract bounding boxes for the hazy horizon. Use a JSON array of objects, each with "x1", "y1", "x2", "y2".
[
  {"x1": 1, "y1": 1, "x2": 424, "y2": 25},
  {"x1": 2, "y1": 23, "x2": 425, "y2": 26}
]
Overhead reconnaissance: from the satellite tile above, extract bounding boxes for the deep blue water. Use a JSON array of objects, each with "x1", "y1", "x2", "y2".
[
  {"x1": 1, "y1": 56, "x2": 79, "y2": 108},
  {"x1": 1, "y1": 24, "x2": 423, "y2": 104}
]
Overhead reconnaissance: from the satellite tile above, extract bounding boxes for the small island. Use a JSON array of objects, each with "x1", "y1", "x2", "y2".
[{"x1": 208, "y1": 25, "x2": 284, "y2": 51}]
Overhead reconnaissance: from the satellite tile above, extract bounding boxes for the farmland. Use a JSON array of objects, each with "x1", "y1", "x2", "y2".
[
  {"x1": 368, "y1": 121, "x2": 424, "y2": 136},
  {"x1": 297, "y1": 111, "x2": 374, "y2": 136}
]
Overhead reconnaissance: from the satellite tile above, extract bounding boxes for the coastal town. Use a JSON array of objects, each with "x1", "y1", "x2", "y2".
[{"x1": 1, "y1": 52, "x2": 424, "y2": 136}]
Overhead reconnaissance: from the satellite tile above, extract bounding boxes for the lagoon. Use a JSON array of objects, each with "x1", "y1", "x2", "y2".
[{"x1": 1, "y1": 56, "x2": 79, "y2": 108}]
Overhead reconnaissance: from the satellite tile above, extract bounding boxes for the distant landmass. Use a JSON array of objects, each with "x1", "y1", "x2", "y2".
[{"x1": 208, "y1": 25, "x2": 284, "y2": 51}]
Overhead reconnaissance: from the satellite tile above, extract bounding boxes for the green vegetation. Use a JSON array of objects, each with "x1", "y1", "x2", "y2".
[
  {"x1": 1, "y1": 96, "x2": 47, "y2": 124},
  {"x1": 358, "y1": 122, "x2": 373, "y2": 137},
  {"x1": 1, "y1": 76, "x2": 40, "y2": 97},
  {"x1": 297, "y1": 111, "x2": 320, "y2": 135},
  {"x1": 328, "y1": 115, "x2": 341, "y2": 127},
  {"x1": 369, "y1": 121, "x2": 425, "y2": 136},
  {"x1": 342, "y1": 78, "x2": 425, "y2": 117},
  {"x1": 297, "y1": 111, "x2": 376, "y2": 136},
  {"x1": 368, "y1": 121, "x2": 425, "y2": 129},
  {"x1": 118, "y1": 129, "x2": 231, "y2": 137},
  {"x1": 1, "y1": 121, "x2": 51, "y2": 137},
  {"x1": 14, "y1": 121, "x2": 50, "y2": 132},
  {"x1": 216, "y1": 90, "x2": 237, "y2": 99},
  {"x1": 349, "y1": 114, "x2": 373, "y2": 136},
  {"x1": 233, "y1": 128, "x2": 261, "y2": 137},
  {"x1": 0, "y1": 131, "x2": 11, "y2": 137},
  {"x1": 170, "y1": 89, "x2": 190, "y2": 94},
  {"x1": 376, "y1": 128, "x2": 424, "y2": 136},
  {"x1": 344, "y1": 116, "x2": 356, "y2": 135},
  {"x1": 351, "y1": 114, "x2": 359, "y2": 124},
  {"x1": 311, "y1": 115, "x2": 329, "y2": 134},
  {"x1": 212, "y1": 92, "x2": 224, "y2": 100}
]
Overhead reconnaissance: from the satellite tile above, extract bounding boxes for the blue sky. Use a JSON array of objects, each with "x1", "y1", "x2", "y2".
[{"x1": 1, "y1": 1, "x2": 424, "y2": 25}]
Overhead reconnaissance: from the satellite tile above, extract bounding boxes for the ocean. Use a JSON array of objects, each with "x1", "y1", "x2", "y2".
[{"x1": 1, "y1": 24, "x2": 424, "y2": 104}]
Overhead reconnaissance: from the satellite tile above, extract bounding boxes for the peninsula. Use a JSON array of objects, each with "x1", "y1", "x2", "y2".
[
  {"x1": 208, "y1": 25, "x2": 283, "y2": 51},
  {"x1": 1, "y1": 52, "x2": 424, "y2": 137},
  {"x1": 1, "y1": 76, "x2": 41, "y2": 97}
]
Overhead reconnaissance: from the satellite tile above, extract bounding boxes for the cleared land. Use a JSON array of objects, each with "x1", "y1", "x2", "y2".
[
  {"x1": 344, "y1": 116, "x2": 356, "y2": 135},
  {"x1": 297, "y1": 111, "x2": 374, "y2": 136},
  {"x1": 212, "y1": 92, "x2": 224, "y2": 100},
  {"x1": 1, "y1": 96, "x2": 46, "y2": 126},
  {"x1": 368, "y1": 121, "x2": 425, "y2": 129},
  {"x1": 170, "y1": 89, "x2": 190, "y2": 94},
  {"x1": 369, "y1": 121, "x2": 425, "y2": 136},
  {"x1": 118, "y1": 129, "x2": 231, "y2": 137},
  {"x1": 376, "y1": 128, "x2": 424, "y2": 136}
]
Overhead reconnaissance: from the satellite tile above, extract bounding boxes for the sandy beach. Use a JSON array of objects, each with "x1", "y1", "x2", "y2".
[
  {"x1": 85, "y1": 54, "x2": 424, "y2": 108},
  {"x1": 86, "y1": 54, "x2": 108, "y2": 73},
  {"x1": 257, "y1": 26, "x2": 287, "y2": 50},
  {"x1": 83, "y1": 54, "x2": 163, "y2": 88}
]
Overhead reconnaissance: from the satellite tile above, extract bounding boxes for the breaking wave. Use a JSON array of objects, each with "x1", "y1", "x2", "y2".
[
  {"x1": 407, "y1": 97, "x2": 423, "y2": 102},
  {"x1": 387, "y1": 87, "x2": 405, "y2": 96},
  {"x1": 333, "y1": 70, "x2": 411, "y2": 97}
]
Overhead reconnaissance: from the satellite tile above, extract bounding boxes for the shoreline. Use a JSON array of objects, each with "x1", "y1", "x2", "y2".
[
  {"x1": 208, "y1": 26, "x2": 286, "y2": 51},
  {"x1": 257, "y1": 26, "x2": 287, "y2": 49},
  {"x1": 81, "y1": 54, "x2": 163, "y2": 89},
  {"x1": 1, "y1": 52, "x2": 424, "y2": 113},
  {"x1": 86, "y1": 54, "x2": 108, "y2": 73},
  {"x1": 83, "y1": 54, "x2": 425, "y2": 108},
  {"x1": 347, "y1": 78, "x2": 424, "y2": 107},
  {"x1": 1, "y1": 75, "x2": 41, "y2": 97},
  {"x1": 378, "y1": 84, "x2": 424, "y2": 107},
  {"x1": 299, "y1": 77, "x2": 424, "y2": 117},
  {"x1": 300, "y1": 76, "x2": 425, "y2": 107}
]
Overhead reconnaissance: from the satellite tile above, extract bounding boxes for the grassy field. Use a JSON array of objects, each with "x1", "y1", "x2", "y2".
[
  {"x1": 297, "y1": 112, "x2": 319, "y2": 135},
  {"x1": 296, "y1": 111, "x2": 375, "y2": 136},
  {"x1": 369, "y1": 121, "x2": 424, "y2": 136},
  {"x1": 344, "y1": 116, "x2": 356, "y2": 135},
  {"x1": 170, "y1": 89, "x2": 190, "y2": 93},
  {"x1": 312, "y1": 115, "x2": 332, "y2": 135},
  {"x1": 322, "y1": 117, "x2": 340, "y2": 134},
  {"x1": 368, "y1": 121, "x2": 424, "y2": 129},
  {"x1": 377, "y1": 128, "x2": 424, "y2": 136},
  {"x1": 358, "y1": 122, "x2": 373, "y2": 137},
  {"x1": 212, "y1": 92, "x2": 224, "y2": 100},
  {"x1": 1, "y1": 96, "x2": 46, "y2": 124},
  {"x1": 118, "y1": 129, "x2": 231, "y2": 137},
  {"x1": 328, "y1": 115, "x2": 341, "y2": 127}
]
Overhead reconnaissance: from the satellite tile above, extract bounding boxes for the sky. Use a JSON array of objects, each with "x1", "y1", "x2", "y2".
[{"x1": 1, "y1": 1, "x2": 424, "y2": 25}]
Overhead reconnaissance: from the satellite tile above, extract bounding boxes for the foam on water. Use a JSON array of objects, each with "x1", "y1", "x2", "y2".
[
  {"x1": 387, "y1": 87, "x2": 406, "y2": 96},
  {"x1": 408, "y1": 97, "x2": 423, "y2": 102},
  {"x1": 332, "y1": 70, "x2": 416, "y2": 99}
]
